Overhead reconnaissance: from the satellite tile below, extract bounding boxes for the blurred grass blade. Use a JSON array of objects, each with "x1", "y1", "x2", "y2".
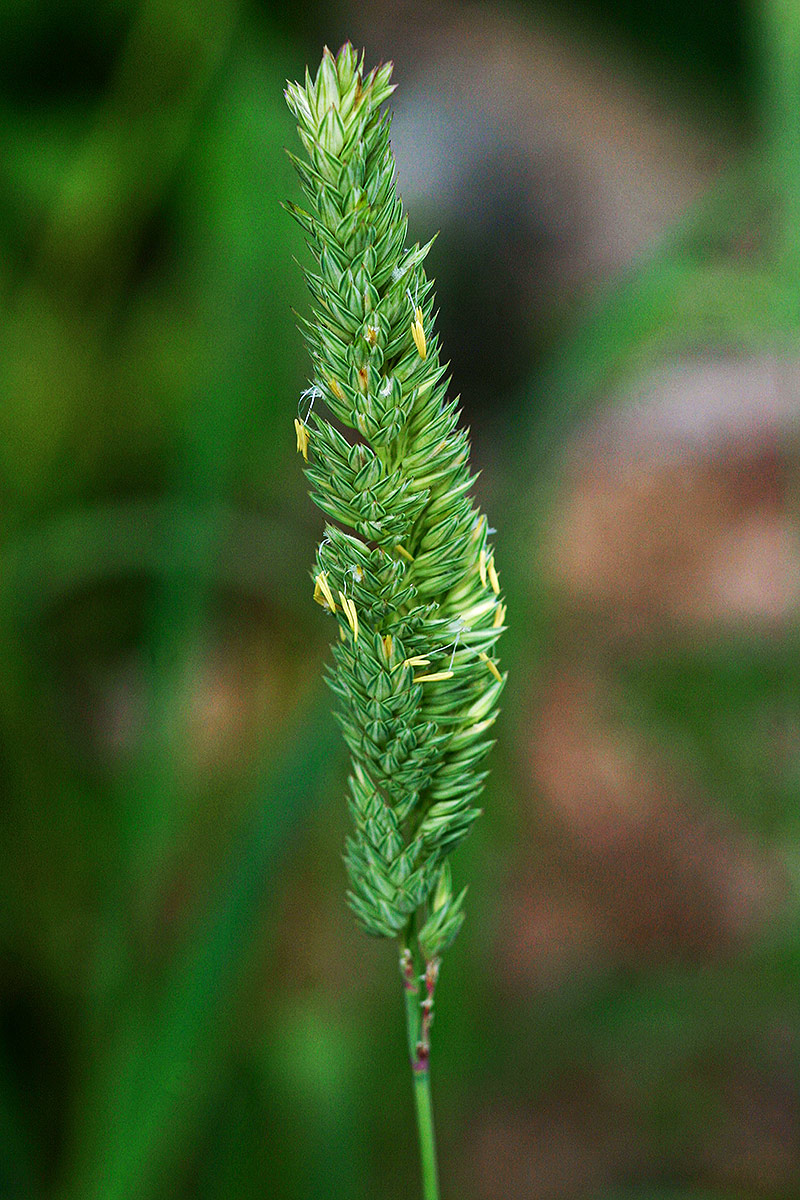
[
  {"x1": 513, "y1": 155, "x2": 780, "y2": 483},
  {"x1": 62, "y1": 692, "x2": 340, "y2": 1200},
  {"x1": 0, "y1": 501, "x2": 307, "y2": 625},
  {"x1": 0, "y1": 1050, "x2": 40, "y2": 1199},
  {"x1": 16, "y1": 0, "x2": 241, "y2": 310},
  {"x1": 760, "y1": 0, "x2": 800, "y2": 271}
]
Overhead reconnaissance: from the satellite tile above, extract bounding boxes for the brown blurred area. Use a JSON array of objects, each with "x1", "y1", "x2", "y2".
[{"x1": 479, "y1": 357, "x2": 800, "y2": 1193}]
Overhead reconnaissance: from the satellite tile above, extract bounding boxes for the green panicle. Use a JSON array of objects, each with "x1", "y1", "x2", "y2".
[{"x1": 285, "y1": 44, "x2": 506, "y2": 961}]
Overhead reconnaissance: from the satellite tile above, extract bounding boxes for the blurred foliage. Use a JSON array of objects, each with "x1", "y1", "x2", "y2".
[
  {"x1": 544, "y1": 0, "x2": 752, "y2": 106},
  {"x1": 1, "y1": 1, "x2": 800, "y2": 1199}
]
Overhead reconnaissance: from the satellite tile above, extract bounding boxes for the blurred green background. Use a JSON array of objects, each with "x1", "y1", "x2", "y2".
[{"x1": 2, "y1": 1, "x2": 800, "y2": 1197}]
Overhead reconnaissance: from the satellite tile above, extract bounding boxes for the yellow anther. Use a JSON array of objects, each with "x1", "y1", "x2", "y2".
[
  {"x1": 487, "y1": 556, "x2": 500, "y2": 595},
  {"x1": 466, "y1": 716, "x2": 496, "y2": 736},
  {"x1": 472, "y1": 514, "x2": 487, "y2": 542},
  {"x1": 338, "y1": 591, "x2": 359, "y2": 641},
  {"x1": 313, "y1": 571, "x2": 337, "y2": 613},
  {"x1": 479, "y1": 651, "x2": 503, "y2": 683},
  {"x1": 414, "y1": 670, "x2": 454, "y2": 683},
  {"x1": 402, "y1": 656, "x2": 431, "y2": 669},
  {"x1": 365, "y1": 325, "x2": 378, "y2": 347},
  {"x1": 395, "y1": 543, "x2": 415, "y2": 563},
  {"x1": 411, "y1": 307, "x2": 427, "y2": 359},
  {"x1": 382, "y1": 635, "x2": 394, "y2": 659},
  {"x1": 294, "y1": 418, "x2": 309, "y2": 461},
  {"x1": 329, "y1": 377, "x2": 344, "y2": 400},
  {"x1": 479, "y1": 549, "x2": 487, "y2": 587},
  {"x1": 492, "y1": 602, "x2": 507, "y2": 629}
]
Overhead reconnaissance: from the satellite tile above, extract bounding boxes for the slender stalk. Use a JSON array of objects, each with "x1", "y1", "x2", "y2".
[
  {"x1": 401, "y1": 944, "x2": 441, "y2": 1200},
  {"x1": 411, "y1": 1064, "x2": 440, "y2": 1200}
]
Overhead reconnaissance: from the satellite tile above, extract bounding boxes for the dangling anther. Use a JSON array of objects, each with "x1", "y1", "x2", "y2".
[
  {"x1": 313, "y1": 571, "x2": 337, "y2": 613},
  {"x1": 479, "y1": 651, "x2": 503, "y2": 683},
  {"x1": 338, "y1": 591, "x2": 359, "y2": 641},
  {"x1": 294, "y1": 418, "x2": 310, "y2": 461},
  {"x1": 411, "y1": 306, "x2": 427, "y2": 359}
]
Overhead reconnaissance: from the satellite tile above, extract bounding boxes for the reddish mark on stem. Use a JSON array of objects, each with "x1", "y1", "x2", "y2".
[
  {"x1": 414, "y1": 956, "x2": 440, "y2": 1071},
  {"x1": 400, "y1": 948, "x2": 418, "y2": 994},
  {"x1": 425, "y1": 957, "x2": 439, "y2": 997}
]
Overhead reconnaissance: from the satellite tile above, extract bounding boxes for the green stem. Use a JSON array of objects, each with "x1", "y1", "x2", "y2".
[
  {"x1": 411, "y1": 1067, "x2": 440, "y2": 1200},
  {"x1": 401, "y1": 943, "x2": 441, "y2": 1200}
]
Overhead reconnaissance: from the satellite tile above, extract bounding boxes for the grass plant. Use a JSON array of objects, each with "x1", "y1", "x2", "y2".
[{"x1": 285, "y1": 44, "x2": 506, "y2": 1199}]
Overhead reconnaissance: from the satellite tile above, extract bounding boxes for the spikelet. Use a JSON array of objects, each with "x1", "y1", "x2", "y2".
[{"x1": 285, "y1": 45, "x2": 505, "y2": 962}]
